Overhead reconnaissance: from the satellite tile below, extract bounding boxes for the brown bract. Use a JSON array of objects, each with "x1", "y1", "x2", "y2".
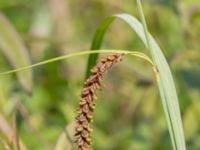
[{"x1": 74, "y1": 54, "x2": 124, "y2": 150}]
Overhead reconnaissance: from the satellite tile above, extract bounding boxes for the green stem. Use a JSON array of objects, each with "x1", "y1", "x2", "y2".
[
  {"x1": 136, "y1": 0, "x2": 155, "y2": 61},
  {"x1": 0, "y1": 49, "x2": 154, "y2": 75}
]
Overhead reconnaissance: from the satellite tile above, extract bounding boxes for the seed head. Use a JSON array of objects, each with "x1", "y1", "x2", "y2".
[{"x1": 74, "y1": 54, "x2": 124, "y2": 150}]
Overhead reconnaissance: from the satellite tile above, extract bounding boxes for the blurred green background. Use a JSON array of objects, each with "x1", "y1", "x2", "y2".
[{"x1": 0, "y1": 0, "x2": 200, "y2": 150}]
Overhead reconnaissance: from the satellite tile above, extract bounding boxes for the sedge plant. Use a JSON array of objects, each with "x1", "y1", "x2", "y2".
[{"x1": 0, "y1": 0, "x2": 186, "y2": 150}]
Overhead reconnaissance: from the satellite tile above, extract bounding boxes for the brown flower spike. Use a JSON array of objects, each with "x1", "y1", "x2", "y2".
[{"x1": 74, "y1": 54, "x2": 124, "y2": 150}]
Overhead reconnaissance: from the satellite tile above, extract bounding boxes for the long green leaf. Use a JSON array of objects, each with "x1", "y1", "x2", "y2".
[
  {"x1": 0, "y1": 12, "x2": 32, "y2": 91},
  {"x1": 136, "y1": 0, "x2": 184, "y2": 149},
  {"x1": 85, "y1": 11, "x2": 186, "y2": 150},
  {"x1": 85, "y1": 17, "x2": 115, "y2": 78}
]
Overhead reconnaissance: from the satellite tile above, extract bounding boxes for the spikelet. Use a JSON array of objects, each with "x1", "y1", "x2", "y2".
[{"x1": 74, "y1": 54, "x2": 124, "y2": 150}]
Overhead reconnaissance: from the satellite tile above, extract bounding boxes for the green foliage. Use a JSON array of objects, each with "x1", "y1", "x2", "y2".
[
  {"x1": 0, "y1": 12, "x2": 32, "y2": 91},
  {"x1": 0, "y1": 0, "x2": 200, "y2": 150}
]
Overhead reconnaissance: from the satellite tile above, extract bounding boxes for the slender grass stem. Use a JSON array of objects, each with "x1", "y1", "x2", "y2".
[{"x1": 0, "y1": 50, "x2": 154, "y2": 75}]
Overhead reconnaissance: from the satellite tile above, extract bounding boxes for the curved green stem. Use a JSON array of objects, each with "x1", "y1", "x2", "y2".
[{"x1": 0, "y1": 49, "x2": 154, "y2": 75}]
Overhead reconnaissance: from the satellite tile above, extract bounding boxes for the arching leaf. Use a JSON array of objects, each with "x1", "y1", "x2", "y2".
[{"x1": 0, "y1": 12, "x2": 32, "y2": 91}]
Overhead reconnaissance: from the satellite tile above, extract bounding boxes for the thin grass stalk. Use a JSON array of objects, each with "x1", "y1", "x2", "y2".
[{"x1": 0, "y1": 50, "x2": 153, "y2": 76}]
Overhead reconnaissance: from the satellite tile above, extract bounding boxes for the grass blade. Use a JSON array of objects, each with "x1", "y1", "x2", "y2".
[
  {"x1": 12, "y1": 111, "x2": 20, "y2": 150},
  {"x1": 136, "y1": 0, "x2": 186, "y2": 149},
  {"x1": 85, "y1": 17, "x2": 115, "y2": 78},
  {"x1": 0, "y1": 12, "x2": 32, "y2": 91},
  {"x1": 116, "y1": 13, "x2": 186, "y2": 149},
  {"x1": 85, "y1": 10, "x2": 186, "y2": 150},
  {"x1": 54, "y1": 122, "x2": 74, "y2": 150},
  {"x1": 0, "y1": 113, "x2": 28, "y2": 150}
]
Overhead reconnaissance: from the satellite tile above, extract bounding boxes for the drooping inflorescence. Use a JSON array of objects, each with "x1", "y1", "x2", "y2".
[{"x1": 74, "y1": 53, "x2": 124, "y2": 150}]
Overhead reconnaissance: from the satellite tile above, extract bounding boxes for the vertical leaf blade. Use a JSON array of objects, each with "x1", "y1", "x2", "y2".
[
  {"x1": 85, "y1": 17, "x2": 115, "y2": 78},
  {"x1": 86, "y1": 13, "x2": 186, "y2": 150},
  {"x1": 116, "y1": 13, "x2": 186, "y2": 150},
  {"x1": 55, "y1": 122, "x2": 74, "y2": 150},
  {"x1": 0, "y1": 12, "x2": 32, "y2": 91}
]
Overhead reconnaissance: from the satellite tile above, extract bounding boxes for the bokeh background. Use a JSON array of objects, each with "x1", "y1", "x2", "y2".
[{"x1": 0, "y1": 0, "x2": 200, "y2": 150}]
